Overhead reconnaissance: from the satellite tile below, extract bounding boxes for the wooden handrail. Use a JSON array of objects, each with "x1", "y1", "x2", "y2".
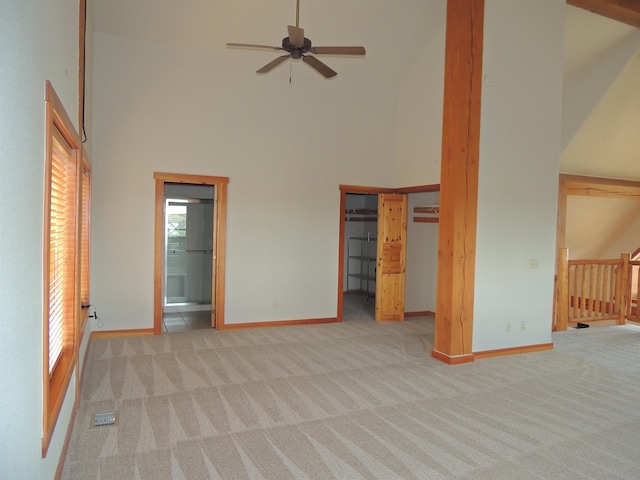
[{"x1": 555, "y1": 249, "x2": 632, "y2": 330}]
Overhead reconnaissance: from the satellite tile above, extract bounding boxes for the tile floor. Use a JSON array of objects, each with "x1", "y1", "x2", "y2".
[
  {"x1": 162, "y1": 310, "x2": 212, "y2": 333},
  {"x1": 162, "y1": 295, "x2": 374, "y2": 333}
]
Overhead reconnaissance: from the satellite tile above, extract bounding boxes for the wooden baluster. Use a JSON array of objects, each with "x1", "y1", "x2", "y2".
[
  {"x1": 596, "y1": 264, "x2": 604, "y2": 316},
  {"x1": 557, "y1": 248, "x2": 569, "y2": 331},
  {"x1": 619, "y1": 253, "x2": 630, "y2": 325}
]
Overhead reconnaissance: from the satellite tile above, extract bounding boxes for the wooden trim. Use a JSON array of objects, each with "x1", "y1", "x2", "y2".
[
  {"x1": 556, "y1": 179, "x2": 568, "y2": 253},
  {"x1": 405, "y1": 310, "x2": 435, "y2": 317},
  {"x1": 42, "y1": 352, "x2": 76, "y2": 457},
  {"x1": 153, "y1": 171, "x2": 229, "y2": 185},
  {"x1": 567, "y1": 0, "x2": 640, "y2": 29},
  {"x1": 556, "y1": 175, "x2": 640, "y2": 329},
  {"x1": 431, "y1": 349, "x2": 475, "y2": 365},
  {"x1": 43, "y1": 81, "x2": 81, "y2": 457},
  {"x1": 153, "y1": 177, "x2": 164, "y2": 335},
  {"x1": 219, "y1": 317, "x2": 339, "y2": 330},
  {"x1": 78, "y1": 0, "x2": 86, "y2": 137},
  {"x1": 556, "y1": 248, "x2": 569, "y2": 330},
  {"x1": 619, "y1": 253, "x2": 630, "y2": 325},
  {"x1": 474, "y1": 342, "x2": 554, "y2": 360},
  {"x1": 559, "y1": 174, "x2": 640, "y2": 200},
  {"x1": 336, "y1": 189, "x2": 347, "y2": 322},
  {"x1": 339, "y1": 184, "x2": 395, "y2": 194},
  {"x1": 53, "y1": 398, "x2": 77, "y2": 480},
  {"x1": 340, "y1": 184, "x2": 441, "y2": 195},
  {"x1": 433, "y1": 0, "x2": 484, "y2": 363},
  {"x1": 153, "y1": 172, "x2": 228, "y2": 334},
  {"x1": 394, "y1": 184, "x2": 441, "y2": 194},
  {"x1": 413, "y1": 206, "x2": 440, "y2": 214},
  {"x1": 215, "y1": 182, "x2": 228, "y2": 329},
  {"x1": 413, "y1": 217, "x2": 439, "y2": 223},
  {"x1": 91, "y1": 328, "x2": 155, "y2": 339},
  {"x1": 338, "y1": 184, "x2": 440, "y2": 324}
]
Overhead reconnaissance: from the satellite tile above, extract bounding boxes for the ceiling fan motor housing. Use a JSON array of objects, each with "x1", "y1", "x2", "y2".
[{"x1": 282, "y1": 36, "x2": 312, "y2": 58}]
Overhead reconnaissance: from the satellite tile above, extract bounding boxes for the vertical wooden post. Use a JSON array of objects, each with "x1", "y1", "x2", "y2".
[
  {"x1": 432, "y1": 0, "x2": 484, "y2": 365},
  {"x1": 619, "y1": 253, "x2": 630, "y2": 325},
  {"x1": 556, "y1": 248, "x2": 569, "y2": 331}
]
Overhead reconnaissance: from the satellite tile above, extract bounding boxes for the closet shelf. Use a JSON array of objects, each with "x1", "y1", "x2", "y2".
[
  {"x1": 346, "y1": 235, "x2": 376, "y2": 299},
  {"x1": 413, "y1": 204, "x2": 440, "y2": 223},
  {"x1": 345, "y1": 209, "x2": 378, "y2": 222}
]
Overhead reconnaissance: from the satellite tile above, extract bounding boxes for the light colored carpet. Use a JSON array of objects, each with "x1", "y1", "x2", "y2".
[{"x1": 62, "y1": 304, "x2": 640, "y2": 479}]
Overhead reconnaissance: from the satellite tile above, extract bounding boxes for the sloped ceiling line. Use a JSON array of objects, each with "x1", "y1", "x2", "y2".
[{"x1": 568, "y1": 0, "x2": 640, "y2": 28}]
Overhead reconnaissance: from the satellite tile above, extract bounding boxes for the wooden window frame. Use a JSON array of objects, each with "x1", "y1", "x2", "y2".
[{"x1": 42, "y1": 81, "x2": 81, "y2": 456}]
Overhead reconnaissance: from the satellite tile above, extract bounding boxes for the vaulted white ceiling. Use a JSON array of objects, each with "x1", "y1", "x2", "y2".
[{"x1": 562, "y1": 4, "x2": 640, "y2": 179}]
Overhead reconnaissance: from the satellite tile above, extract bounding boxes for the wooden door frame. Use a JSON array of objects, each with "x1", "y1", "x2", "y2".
[
  {"x1": 337, "y1": 184, "x2": 440, "y2": 321},
  {"x1": 153, "y1": 172, "x2": 228, "y2": 334},
  {"x1": 556, "y1": 174, "x2": 640, "y2": 254}
]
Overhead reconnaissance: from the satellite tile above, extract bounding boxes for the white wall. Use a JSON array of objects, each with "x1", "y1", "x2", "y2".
[
  {"x1": 90, "y1": 1, "x2": 409, "y2": 329},
  {"x1": 561, "y1": 20, "x2": 640, "y2": 179},
  {"x1": 473, "y1": 0, "x2": 565, "y2": 352},
  {"x1": 566, "y1": 196, "x2": 640, "y2": 259},
  {"x1": 405, "y1": 192, "x2": 439, "y2": 314},
  {"x1": 393, "y1": 0, "x2": 446, "y2": 187},
  {"x1": 0, "y1": 1, "x2": 84, "y2": 477}
]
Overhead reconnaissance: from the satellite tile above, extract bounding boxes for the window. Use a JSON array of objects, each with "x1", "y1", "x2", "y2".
[{"x1": 42, "y1": 81, "x2": 81, "y2": 455}]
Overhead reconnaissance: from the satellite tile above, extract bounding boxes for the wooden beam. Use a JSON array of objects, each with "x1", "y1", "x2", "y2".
[
  {"x1": 433, "y1": 0, "x2": 485, "y2": 365},
  {"x1": 567, "y1": 0, "x2": 640, "y2": 28}
]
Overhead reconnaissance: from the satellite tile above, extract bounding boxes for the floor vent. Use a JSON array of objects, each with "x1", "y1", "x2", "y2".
[{"x1": 90, "y1": 411, "x2": 119, "y2": 429}]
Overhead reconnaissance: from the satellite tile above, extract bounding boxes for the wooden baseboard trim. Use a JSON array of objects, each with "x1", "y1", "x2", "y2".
[
  {"x1": 91, "y1": 328, "x2": 155, "y2": 339},
  {"x1": 431, "y1": 349, "x2": 475, "y2": 365},
  {"x1": 474, "y1": 342, "x2": 554, "y2": 360},
  {"x1": 405, "y1": 310, "x2": 435, "y2": 318},
  {"x1": 219, "y1": 317, "x2": 339, "y2": 330},
  {"x1": 54, "y1": 399, "x2": 76, "y2": 480}
]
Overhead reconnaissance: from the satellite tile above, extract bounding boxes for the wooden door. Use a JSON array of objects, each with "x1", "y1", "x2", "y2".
[{"x1": 375, "y1": 194, "x2": 407, "y2": 322}]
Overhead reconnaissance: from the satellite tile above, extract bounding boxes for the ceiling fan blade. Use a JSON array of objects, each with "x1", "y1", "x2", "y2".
[
  {"x1": 288, "y1": 25, "x2": 305, "y2": 48},
  {"x1": 310, "y1": 46, "x2": 366, "y2": 55},
  {"x1": 303, "y1": 55, "x2": 337, "y2": 78},
  {"x1": 226, "y1": 43, "x2": 283, "y2": 51},
  {"x1": 257, "y1": 55, "x2": 290, "y2": 74}
]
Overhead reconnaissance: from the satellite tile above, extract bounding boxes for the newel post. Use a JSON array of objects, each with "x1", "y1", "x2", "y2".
[
  {"x1": 619, "y1": 253, "x2": 630, "y2": 325},
  {"x1": 556, "y1": 248, "x2": 569, "y2": 331}
]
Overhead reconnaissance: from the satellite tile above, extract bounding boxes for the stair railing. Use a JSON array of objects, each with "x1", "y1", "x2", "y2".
[{"x1": 555, "y1": 249, "x2": 630, "y2": 331}]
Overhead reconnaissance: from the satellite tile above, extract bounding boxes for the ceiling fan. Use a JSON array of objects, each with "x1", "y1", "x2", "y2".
[{"x1": 226, "y1": 0, "x2": 366, "y2": 79}]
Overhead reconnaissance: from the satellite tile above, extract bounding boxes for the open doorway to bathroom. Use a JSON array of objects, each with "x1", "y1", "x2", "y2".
[
  {"x1": 153, "y1": 172, "x2": 228, "y2": 334},
  {"x1": 164, "y1": 184, "x2": 214, "y2": 331}
]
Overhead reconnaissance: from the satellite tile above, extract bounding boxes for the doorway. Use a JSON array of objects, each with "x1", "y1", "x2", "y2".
[
  {"x1": 153, "y1": 172, "x2": 229, "y2": 334},
  {"x1": 164, "y1": 184, "x2": 214, "y2": 331},
  {"x1": 343, "y1": 193, "x2": 378, "y2": 320},
  {"x1": 338, "y1": 184, "x2": 440, "y2": 323}
]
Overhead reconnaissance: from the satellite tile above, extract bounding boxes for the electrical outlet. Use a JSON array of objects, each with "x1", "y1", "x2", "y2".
[
  {"x1": 529, "y1": 259, "x2": 539, "y2": 269},
  {"x1": 520, "y1": 320, "x2": 526, "y2": 331},
  {"x1": 507, "y1": 322, "x2": 512, "y2": 333}
]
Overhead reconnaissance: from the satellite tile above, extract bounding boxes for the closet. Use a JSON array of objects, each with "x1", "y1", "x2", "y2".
[{"x1": 344, "y1": 194, "x2": 378, "y2": 299}]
